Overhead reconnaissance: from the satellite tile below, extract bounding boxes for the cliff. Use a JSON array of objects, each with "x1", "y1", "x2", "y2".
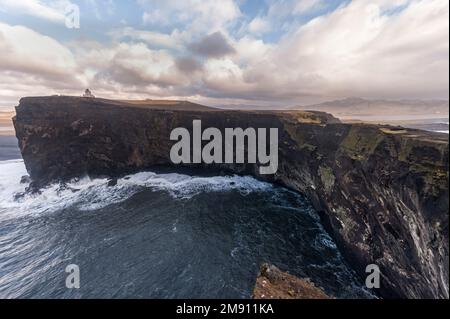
[{"x1": 13, "y1": 96, "x2": 449, "y2": 299}]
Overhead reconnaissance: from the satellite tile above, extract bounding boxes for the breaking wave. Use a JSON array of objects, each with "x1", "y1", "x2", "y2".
[{"x1": 0, "y1": 160, "x2": 273, "y2": 220}]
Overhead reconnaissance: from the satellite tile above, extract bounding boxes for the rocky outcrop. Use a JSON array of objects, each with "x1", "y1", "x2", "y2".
[
  {"x1": 253, "y1": 264, "x2": 332, "y2": 299},
  {"x1": 13, "y1": 96, "x2": 449, "y2": 299}
]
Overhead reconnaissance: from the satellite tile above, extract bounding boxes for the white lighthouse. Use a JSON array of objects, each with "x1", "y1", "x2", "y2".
[{"x1": 83, "y1": 89, "x2": 95, "y2": 98}]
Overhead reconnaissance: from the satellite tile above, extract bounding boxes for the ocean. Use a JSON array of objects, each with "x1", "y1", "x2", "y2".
[
  {"x1": 0, "y1": 138, "x2": 372, "y2": 299},
  {"x1": 0, "y1": 136, "x2": 22, "y2": 161},
  {"x1": 399, "y1": 119, "x2": 449, "y2": 134}
]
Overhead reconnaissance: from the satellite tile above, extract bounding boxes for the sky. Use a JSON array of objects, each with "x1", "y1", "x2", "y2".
[{"x1": 0, "y1": 0, "x2": 448, "y2": 109}]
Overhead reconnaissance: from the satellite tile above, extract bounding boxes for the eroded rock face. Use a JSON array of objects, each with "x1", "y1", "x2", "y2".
[{"x1": 13, "y1": 96, "x2": 449, "y2": 299}]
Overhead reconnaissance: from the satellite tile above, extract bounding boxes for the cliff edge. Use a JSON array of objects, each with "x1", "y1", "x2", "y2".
[{"x1": 13, "y1": 96, "x2": 449, "y2": 298}]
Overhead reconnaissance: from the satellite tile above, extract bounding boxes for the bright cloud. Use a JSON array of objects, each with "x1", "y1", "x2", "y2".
[
  {"x1": 0, "y1": 0, "x2": 74, "y2": 24},
  {"x1": 0, "y1": 22, "x2": 82, "y2": 85},
  {"x1": 0, "y1": 0, "x2": 448, "y2": 109},
  {"x1": 139, "y1": 0, "x2": 241, "y2": 35}
]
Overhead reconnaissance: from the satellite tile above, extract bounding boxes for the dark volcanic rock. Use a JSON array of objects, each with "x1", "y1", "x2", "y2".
[
  {"x1": 107, "y1": 179, "x2": 118, "y2": 187},
  {"x1": 20, "y1": 175, "x2": 31, "y2": 184},
  {"x1": 13, "y1": 96, "x2": 449, "y2": 299}
]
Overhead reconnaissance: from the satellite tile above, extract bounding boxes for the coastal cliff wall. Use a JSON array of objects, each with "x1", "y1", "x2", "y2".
[{"x1": 13, "y1": 96, "x2": 449, "y2": 298}]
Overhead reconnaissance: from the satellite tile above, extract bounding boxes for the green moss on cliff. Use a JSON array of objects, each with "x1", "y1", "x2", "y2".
[
  {"x1": 339, "y1": 126, "x2": 384, "y2": 161},
  {"x1": 284, "y1": 123, "x2": 305, "y2": 145},
  {"x1": 283, "y1": 123, "x2": 319, "y2": 154},
  {"x1": 318, "y1": 165, "x2": 336, "y2": 193}
]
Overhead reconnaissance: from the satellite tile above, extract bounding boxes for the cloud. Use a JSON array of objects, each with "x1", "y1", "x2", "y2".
[
  {"x1": 175, "y1": 57, "x2": 203, "y2": 74},
  {"x1": 0, "y1": 0, "x2": 74, "y2": 24},
  {"x1": 188, "y1": 32, "x2": 236, "y2": 58},
  {"x1": 267, "y1": 0, "x2": 326, "y2": 18},
  {"x1": 0, "y1": 0, "x2": 448, "y2": 109},
  {"x1": 110, "y1": 27, "x2": 183, "y2": 50},
  {"x1": 203, "y1": 0, "x2": 449, "y2": 101},
  {"x1": 139, "y1": 0, "x2": 241, "y2": 33},
  {"x1": 85, "y1": 0, "x2": 116, "y2": 20},
  {"x1": 0, "y1": 21, "x2": 86, "y2": 108},
  {"x1": 248, "y1": 17, "x2": 271, "y2": 34},
  {"x1": 82, "y1": 42, "x2": 183, "y2": 88},
  {"x1": 0, "y1": 22, "x2": 81, "y2": 84},
  {"x1": 294, "y1": 0, "x2": 326, "y2": 14},
  {"x1": 241, "y1": 0, "x2": 327, "y2": 37},
  {"x1": 269, "y1": 0, "x2": 449, "y2": 99}
]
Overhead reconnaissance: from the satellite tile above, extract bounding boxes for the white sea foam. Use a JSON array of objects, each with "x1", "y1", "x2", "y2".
[{"x1": 0, "y1": 160, "x2": 273, "y2": 220}]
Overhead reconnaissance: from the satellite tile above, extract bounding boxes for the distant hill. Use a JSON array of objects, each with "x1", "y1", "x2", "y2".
[{"x1": 291, "y1": 98, "x2": 449, "y2": 120}]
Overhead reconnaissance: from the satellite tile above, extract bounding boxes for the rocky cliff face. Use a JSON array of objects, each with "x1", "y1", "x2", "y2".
[
  {"x1": 253, "y1": 264, "x2": 332, "y2": 299},
  {"x1": 13, "y1": 96, "x2": 449, "y2": 299}
]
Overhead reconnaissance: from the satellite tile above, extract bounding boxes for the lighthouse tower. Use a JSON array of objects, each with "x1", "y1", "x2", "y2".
[{"x1": 83, "y1": 89, "x2": 95, "y2": 98}]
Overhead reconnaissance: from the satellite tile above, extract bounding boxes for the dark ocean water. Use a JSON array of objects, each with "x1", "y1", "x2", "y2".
[
  {"x1": 0, "y1": 136, "x2": 22, "y2": 161},
  {"x1": 0, "y1": 138, "x2": 372, "y2": 299}
]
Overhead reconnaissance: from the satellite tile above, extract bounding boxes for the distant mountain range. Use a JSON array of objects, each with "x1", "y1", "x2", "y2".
[{"x1": 291, "y1": 98, "x2": 449, "y2": 120}]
